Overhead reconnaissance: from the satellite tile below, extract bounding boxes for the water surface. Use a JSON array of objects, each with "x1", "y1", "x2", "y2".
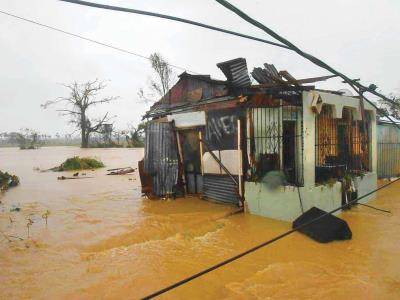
[{"x1": 0, "y1": 147, "x2": 399, "y2": 299}]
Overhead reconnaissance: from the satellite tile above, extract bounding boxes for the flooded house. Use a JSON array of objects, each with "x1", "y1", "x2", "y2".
[{"x1": 140, "y1": 58, "x2": 377, "y2": 221}]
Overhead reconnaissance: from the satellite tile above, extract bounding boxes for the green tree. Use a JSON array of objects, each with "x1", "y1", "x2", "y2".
[{"x1": 125, "y1": 122, "x2": 146, "y2": 147}]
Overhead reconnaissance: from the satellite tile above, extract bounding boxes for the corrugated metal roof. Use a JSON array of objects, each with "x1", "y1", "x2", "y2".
[
  {"x1": 143, "y1": 95, "x2": 237, "y2": 119},
  {"x1": 217, "y1": 58, "x2": 251, "y2": 88}
]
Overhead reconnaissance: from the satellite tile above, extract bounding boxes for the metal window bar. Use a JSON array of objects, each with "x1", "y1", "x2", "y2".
[
  {"x1": 246, "y1": 101, "x2": 304, "y2": 186},
  {"x1": 315, "y1": 106, "x2": 370, "y2": 183}
]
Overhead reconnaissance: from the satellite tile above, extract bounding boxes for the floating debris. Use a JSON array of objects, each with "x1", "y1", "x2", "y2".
[
  {"x1": 292, "y1": 207, "x2": 352, "y2": 243},
  {"x1": 57, "y1": 176, "x2": 94, "y2": 180},
  {"x1": 107, "y1": 167, "x2": 136, "y2": 175}
]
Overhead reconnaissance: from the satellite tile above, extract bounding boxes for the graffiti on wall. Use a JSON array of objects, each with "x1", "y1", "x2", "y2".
[{"x1": 206, "y1": 109, "x2": 242, "y2": 150}]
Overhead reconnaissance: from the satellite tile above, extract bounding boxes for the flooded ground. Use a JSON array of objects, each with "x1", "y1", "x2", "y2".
[{"x1": 0, "y1": 147, "x2": 399, "y2": 299}]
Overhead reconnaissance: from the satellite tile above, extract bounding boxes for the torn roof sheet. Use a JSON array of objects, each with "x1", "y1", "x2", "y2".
[
  {"x1": 251, "y1": 62, "x2": 338, "y2": 87},
  {"x1": 217, "y1": 58, "x2": 251, "y2": 88},
  {"x1": 251, "y1": 63, "x2": 285, "y2": 85}
]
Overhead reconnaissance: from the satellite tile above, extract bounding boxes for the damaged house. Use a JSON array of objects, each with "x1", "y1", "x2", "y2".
[{"x1": 140, "y1": 58, "x2": 377, "y2": 221}]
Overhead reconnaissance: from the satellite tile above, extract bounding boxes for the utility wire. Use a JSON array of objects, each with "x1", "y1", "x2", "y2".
[
  {"x1": 357, "y1": 202, "x2": 391, "y2": 214},
  {"x1": 0, "y1": 10, "x2": 198, "y2": 74},
  {"x1": 59, "y1": 0, "x2": 400, "y2": 129},
  {"x1": 142, "y1": 177, "x2": 400, "y2": 299},
  {"x1": 214, "y1": 0, "x2": 400, "y2": 128},
  {"x1": 59, "y1": 0, "x2": 289, "y2": 50},
  {"x1": 7, "y1": 1, "x2": 396, "y2": 296}
]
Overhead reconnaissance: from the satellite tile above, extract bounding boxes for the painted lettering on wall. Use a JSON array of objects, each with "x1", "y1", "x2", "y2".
[{"x1": 206, "y1": 109, "x2": 242, "y2": 150}]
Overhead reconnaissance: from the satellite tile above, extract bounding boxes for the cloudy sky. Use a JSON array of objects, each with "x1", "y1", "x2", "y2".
[{"x1": 1, "y1": 0, "x2": 399, "y2": 135}]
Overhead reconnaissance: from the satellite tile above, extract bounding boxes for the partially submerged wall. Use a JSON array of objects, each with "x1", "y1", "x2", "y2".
[
  {"x1": 245, "y1": 172, "x2": 377, "y2": 222},
  {"x1": 245, "y1": 182, "x2": 342, "y2": 221},
  {"x1": 356, "y1": 172, "x2": 378, "y2": 203}
]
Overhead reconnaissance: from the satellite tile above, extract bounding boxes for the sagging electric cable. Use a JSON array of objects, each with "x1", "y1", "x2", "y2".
[
  {"x1": 296, "y1": 185, "x2": 304, "y2": 214},
  {"x1": 357, "y1": 203, "x2": 391, "y2": 214},
  {"x1": 59, "y1": 0, "x2": 400, "y2": 129},
  {"x1": 141, "y1": 177, "x2": 400, "y2": 299},
  {"x1": 0, "y1": 10, "x2": 198, "y2": 74},
  {"x1": 58, "y1": 0, "x2": 289, "y2": 50},
  {"x1": 214, "y1": 0, "x2": 400, "y2": 129}
]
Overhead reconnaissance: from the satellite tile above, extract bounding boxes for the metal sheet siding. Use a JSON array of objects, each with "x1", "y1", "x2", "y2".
[
  {"x1": 144, "y1": 122, "x2": 179, "y2": 196},
  {"x1": 377, "y1": 123, "x2": 400, "y2": 178},
  {"x1": 203, "y1": 175, "x2": 240, "y2": 205}
]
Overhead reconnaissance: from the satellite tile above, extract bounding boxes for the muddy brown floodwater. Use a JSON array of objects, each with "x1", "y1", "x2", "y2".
[{"x1": 0, "y1": 147, "x2": 400, "y2": 299}]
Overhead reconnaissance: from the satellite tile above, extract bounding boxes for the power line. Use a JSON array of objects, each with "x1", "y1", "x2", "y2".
[
  {"x1": 59, "y1": 0, "x2": 400, "y2": 128},
  {"x1": 142, "y1": 177, "x2": 400, "y2": 299},
  {"x1": 59, "y1": 0, "x2": 289, "y2": 50},
  {"x1": 357, "y1": 202, "x2": 391, "y2": 214},
  {"x1": 214, "y1": 0, "x2": 400, "y2": 128},
  {"x1": 0, "y1": 10, "x2": 198, "y2": 74}
]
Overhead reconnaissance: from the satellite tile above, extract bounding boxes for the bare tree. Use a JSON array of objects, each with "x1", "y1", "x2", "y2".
[
  {"x1": 378, "y1": 92, "x2": 400, "y2": 120},
  {"x1": 42, "y1": 80, "x2": 118, "y2": 148},
  {"x1": 138, "y1": 52, "x2": 175, "y2": 103}
]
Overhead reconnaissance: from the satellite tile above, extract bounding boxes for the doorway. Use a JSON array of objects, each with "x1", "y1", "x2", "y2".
[
  {"x1": 178, "y1": 129, "x2": 204, "y2": 194},
  {"x1": 282, "y1": 121, "x2": 296, "y2": 184}
]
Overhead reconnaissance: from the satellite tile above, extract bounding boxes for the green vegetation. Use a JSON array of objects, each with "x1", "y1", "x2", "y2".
[
  {"x1": 52, "y1": 156, "x2": 105, "y2": 171},
  {"x1": 124, "y1": 122, "x2": 146, "y2": 148},
  {"x1": 16, "y1": 128, "x2": 41, "y2": 150},
  {"x1": 0, "y1": 171, "x2": 20, "y2": 190}
]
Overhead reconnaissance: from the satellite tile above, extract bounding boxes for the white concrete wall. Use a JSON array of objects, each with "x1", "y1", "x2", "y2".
[
  {"x1": 302, "y1": 92, "x2": 316, "y2": 188},
  {"x1": 244, "y1": 90, "x2": 379, "y2": 222},
  {"x1": 203, "y1": 150, "x2": 242, "y2": 175},
  {"x1": 245, "y1": 172, "x2": 377, "y2": 222},
  {"x1": 356, "y1": 172, "x2": 378, "y2": 203},
  {"x1": 245, "y1": 182, "x2": 342, "y2": 221}
]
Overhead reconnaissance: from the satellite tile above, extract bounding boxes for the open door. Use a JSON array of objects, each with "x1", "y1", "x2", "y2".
[{"x1": 178, "y1": 129, "x2": 204, "y2": 194}]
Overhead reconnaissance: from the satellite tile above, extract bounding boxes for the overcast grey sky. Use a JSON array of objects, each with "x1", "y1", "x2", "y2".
[{"x1": 0, "y1": 0, "x2": 399, "y2": 135}]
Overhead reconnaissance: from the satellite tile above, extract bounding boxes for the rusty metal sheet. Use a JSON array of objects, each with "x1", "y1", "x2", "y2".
[
  {"x1": 138, "y1": 159, "x2": 153, "y2": 195},
  {"x1": 187, "y1": 87, "x2": 203, "y2": 101},
  {"x1": 251, "y1": 63, "x2": 285, "y2": 85}
]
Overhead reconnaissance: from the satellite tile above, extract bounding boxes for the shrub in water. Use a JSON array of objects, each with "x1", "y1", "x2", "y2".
[
  {"x1": 0, "y1": 171, "x2": 20, "y2": 190},
  {"x1": 52, "y1": 156, "x2": 105, "y2": 171}
]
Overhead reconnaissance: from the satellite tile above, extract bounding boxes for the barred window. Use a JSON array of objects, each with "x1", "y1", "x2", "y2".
[
  {"x1": 246, "y1": 102, "x2": 304, "y2": 186},
  {"x1": 315, "y1": 105, "x2": 370, "y2": 183}
]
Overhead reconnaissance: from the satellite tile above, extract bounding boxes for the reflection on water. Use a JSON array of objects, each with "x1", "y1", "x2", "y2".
[{"x1": 0, "y1": 147, "x2": 399, "y2": 299}]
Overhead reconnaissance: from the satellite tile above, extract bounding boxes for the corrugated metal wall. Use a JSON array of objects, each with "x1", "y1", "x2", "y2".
[
  {"x1": 203, "y1": 174, "x2": 240, "y2": 205},
  {"x1": 377, "y1": 123, "x2": 400, "y2": 178},
  {"x1": 144, "y1": 122, "x2": 179, "y2": 196}
]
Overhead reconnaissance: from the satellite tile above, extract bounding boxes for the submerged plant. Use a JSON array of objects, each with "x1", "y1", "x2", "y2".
[
  {"x1": 0, "y1": 171, "x2": 20, "y2": 191},
  {"x1": 51, "y1": 156, "x2": 105, "y2": 171},
  {"x1": 42, "y1": 210, "x2": 51, "y2": 225},
  {"x1": 26, "y1": 218, "x2": 34, "y2": 238}
]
